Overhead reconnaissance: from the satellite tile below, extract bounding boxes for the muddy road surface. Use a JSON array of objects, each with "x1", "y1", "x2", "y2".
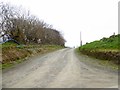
[{"x1": 2, "y1": 48, "x2": 118, "y2": 88}]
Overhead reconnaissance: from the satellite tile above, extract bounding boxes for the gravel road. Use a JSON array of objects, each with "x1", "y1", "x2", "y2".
[{"x1": 2, "y1": 48, "x2": 118, "y2": 88}]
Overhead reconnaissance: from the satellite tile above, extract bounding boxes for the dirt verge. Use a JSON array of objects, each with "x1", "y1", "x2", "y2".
[
  {"x1": 79, "y1": 49, "x2": 120, "y2": 65},
  {"x1": 2, "y1": 45, "x2": 63, "y2": 69}
]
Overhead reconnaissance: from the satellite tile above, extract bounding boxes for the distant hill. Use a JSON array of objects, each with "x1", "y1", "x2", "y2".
[{"x1": 79, "y1": 34, "x2": 120, "y2": 65}]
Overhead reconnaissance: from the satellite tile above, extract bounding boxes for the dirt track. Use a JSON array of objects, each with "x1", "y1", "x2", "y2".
[{"x1": 2, "y1": 48, "x2": 118, "y2": 88}]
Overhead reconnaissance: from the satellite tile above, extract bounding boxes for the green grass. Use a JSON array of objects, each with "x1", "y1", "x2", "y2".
[
  {"x1": 1, "y1": 63, "x2": 13, "y2": 69},
  {"x1": 1, "y1": 56, "x2": 28, "y2": 70},
  {"x1": 80, "y1": 34, "x2": 119, "y2": 50},
  {"x1": 2, "y1": 41, "x2": 18, "y2": 47},
  {"x1": 78, "y1": 34, "x2": 120, "y2": 67}
]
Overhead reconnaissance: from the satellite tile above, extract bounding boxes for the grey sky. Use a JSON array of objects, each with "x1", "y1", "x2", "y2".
[{"x1": 1, "y1": 0, "x2": 119, "y2": 47}]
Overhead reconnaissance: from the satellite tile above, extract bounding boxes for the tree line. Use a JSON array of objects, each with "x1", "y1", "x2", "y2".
[{"x1": 0, "y1": 2, "x2": 65, "y2": 46}]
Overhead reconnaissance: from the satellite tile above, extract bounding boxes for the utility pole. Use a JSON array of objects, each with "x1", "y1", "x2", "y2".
[
  {"x1": 80, "y1": 31, "x2": 82, "y2": 46},
  {"x1": 79, "y1": 31, "x2": 82, "y2": 50}
]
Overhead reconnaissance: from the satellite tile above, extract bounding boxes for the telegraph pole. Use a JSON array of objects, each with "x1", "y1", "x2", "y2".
[
  {"x1": 79, "y1": 31, "x2": 82, "y2": 50},
  {"x1": 80, "y1": 31, "x2": 82, "y2": 46}
]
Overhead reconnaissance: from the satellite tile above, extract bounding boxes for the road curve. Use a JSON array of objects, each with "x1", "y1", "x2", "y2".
[{"x1": 2, "y1": 48, "x2": 118, "y2": 88}]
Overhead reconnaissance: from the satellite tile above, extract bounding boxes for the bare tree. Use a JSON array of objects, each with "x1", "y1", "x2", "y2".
[{"x1": 0, "y1": 2, "x2": 66, "y2": 45}]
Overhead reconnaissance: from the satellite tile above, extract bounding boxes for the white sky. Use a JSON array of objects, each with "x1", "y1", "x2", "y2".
[{"x1": 0, "y1": 0, "x2": 119, "y2": 47}]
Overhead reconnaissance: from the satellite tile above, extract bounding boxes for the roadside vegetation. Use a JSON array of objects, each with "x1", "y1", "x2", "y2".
[
  {"x1": 1, "y1": 41, "x2": 64, "y2": 69},
  {"x1": 0, "y1": 2, "x2": 65, "y2": 69},
  {"x1": 78, "y1": 34, "x2": 120, "y2": 69},
  {"x1": 0, "y1": 2, "x2": 65, "y2": 45}
]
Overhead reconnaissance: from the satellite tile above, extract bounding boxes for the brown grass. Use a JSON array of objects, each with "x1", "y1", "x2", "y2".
[{"x1": 2, "y1": 47, "x2": 31, "y2": 64}]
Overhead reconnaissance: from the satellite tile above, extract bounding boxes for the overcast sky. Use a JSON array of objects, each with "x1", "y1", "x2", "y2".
[{"x1": 1, "y1": 0, "x2": 119, "y2": 47}]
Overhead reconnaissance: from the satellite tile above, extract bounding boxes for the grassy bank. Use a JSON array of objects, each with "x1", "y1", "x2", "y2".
[
  {"x1": 78, "y1": 34, "x2": 120, "y2": 67},
  {"x1": 1, "y1": 41, "x2": 64, "y2": 69},
  {"x1": 76, "y1": 48, "x2": 118, "y2": 70}
]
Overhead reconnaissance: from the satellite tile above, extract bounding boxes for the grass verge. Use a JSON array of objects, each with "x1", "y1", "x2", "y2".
[
  {"x1": 76, "y1": 34, "x2": 120, "y2": 70},
  {"x1": 75, "y1": 48, "x2": 118, "y2": 70},
  {"x1": 1, "y1": 42, "x2": 64, "y2": 69}
]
